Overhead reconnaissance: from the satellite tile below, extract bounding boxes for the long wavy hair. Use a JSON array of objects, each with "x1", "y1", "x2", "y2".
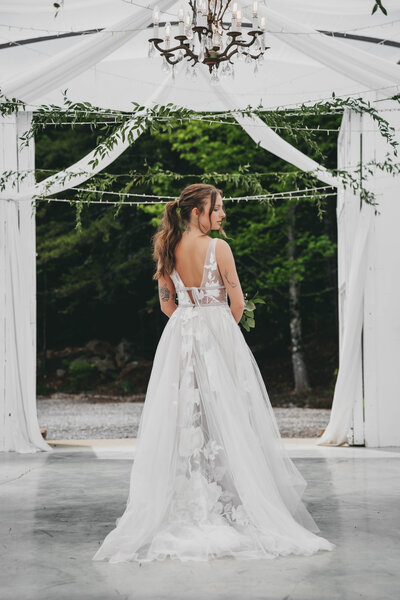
[{"x1": 152, "y1": 183, "x2": 226, "y2": 280}]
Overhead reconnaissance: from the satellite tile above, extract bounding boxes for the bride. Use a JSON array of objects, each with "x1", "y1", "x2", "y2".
[{"x1": 93, "y1": 183, "x2": 335, "y2": 563}]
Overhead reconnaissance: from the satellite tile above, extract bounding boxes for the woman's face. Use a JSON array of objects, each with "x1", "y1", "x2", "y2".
[{"x1": 196, "y1": 193, "x2": 226, "y2": 232}]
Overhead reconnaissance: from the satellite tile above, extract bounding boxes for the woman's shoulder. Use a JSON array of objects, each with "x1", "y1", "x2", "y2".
[
  {"x1": 215, "y1": 237, "x2": 232, "y2": 254},
  {"x1": 215, "y1": 238, "x2": 235, "y2": 270}
]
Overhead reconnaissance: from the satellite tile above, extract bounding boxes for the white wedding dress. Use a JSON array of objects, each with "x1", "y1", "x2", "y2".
[{"x1": 93, "y1": 237, "x2": 335, "y2": 563}]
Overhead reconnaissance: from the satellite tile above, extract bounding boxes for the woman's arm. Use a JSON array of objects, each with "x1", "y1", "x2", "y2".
[
  {"x1": 158, "y1": 269, "x2": 177, "y2": 318},
  {"x1": 215, "y1": 239, "x2": 245, "y2": 324}
]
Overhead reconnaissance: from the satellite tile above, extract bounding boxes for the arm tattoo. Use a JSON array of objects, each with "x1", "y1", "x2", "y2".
[
  {"x1": 160, "y1": 284, "x2": 171, "y2": 302},
  {"x1": 224, "y1": 269, "x2": 238, "y2": 288}
]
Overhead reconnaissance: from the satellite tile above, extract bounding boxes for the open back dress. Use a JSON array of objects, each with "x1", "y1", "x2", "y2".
[{"x1": 93, "y1": 237, "x2": 335, "y2": 563}]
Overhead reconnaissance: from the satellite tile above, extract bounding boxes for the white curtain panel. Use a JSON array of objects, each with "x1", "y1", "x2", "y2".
[
  {"x1": 317, "y1": 201, "x2": 373, "y2": 445},
  {"x1": 234, "y1": 113, "x2": 338, "y2": 187},
  {"x1": 3, "y1": 199, "x2": 51, "y2": 452},
  {"x1": 243, "y1": 4, "x2": 400, "y2": 99},
  {"x1": 198, "y1": 69, "x2": 338, "y2": 187},
  {"x1": 1, "y1": 0, "x2": 177, "y2": 103},
  {"x1": 0, "y1": 68, "x2": 178, "y2": 453},
  {"x1": 2, "y1": 69, "x2": 177, "y2": 204},
  {"x1": 0, "y1": 112, "x2": 51, "y2": 452},
  {"x1": 318, "y1": 103, "x2": 400, "y2": 446}
]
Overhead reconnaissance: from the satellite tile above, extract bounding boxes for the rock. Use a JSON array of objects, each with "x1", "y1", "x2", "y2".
[
  {"x1": 118, "y1": 360, "x2": 153, "y2": 393},
  {"x1": 115, "y1": 338, "x2": 134, "y2": 368},
  {"x1": 87, "y1": 356, "x2": 117, "y2": 374},
  {"x1": 85, "y1": 339, "x2": 114, "y2": 357},
  {"x1": 47, "y1": 346, "x2": 85, "y2": 359}
]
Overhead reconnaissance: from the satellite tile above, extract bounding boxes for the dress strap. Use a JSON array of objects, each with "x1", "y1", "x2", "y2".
[
  {"x1": 206, "y1": 237, "x2": 217, "y2": 261},
  {"x1": 201, "y1": 237, "x2": 218, "y2": 287}
]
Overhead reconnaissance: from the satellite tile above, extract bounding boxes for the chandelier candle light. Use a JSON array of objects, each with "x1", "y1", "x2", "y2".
[{"x1": 148, "y1": 1, "x2": 268, "y2": 81}]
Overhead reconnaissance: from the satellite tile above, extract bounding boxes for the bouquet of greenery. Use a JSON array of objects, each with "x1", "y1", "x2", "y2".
[{"x1": 240, "y1": 293, "x2": 266, "y2": 332}]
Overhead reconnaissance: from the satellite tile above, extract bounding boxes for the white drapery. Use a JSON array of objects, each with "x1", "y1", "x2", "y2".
[
  {"x1": 317, "y1": 202, "x2": 373, "y2": 445},
  {"x1": 0, "y1": 113, "x2": 51, "y2": 452},
  {"x1": 318, "y1": 102, "x2": 400, "y2": 447},
  {"x1": 1, "y1": 1, "x2": 399, "y2": 451},
  {"x1": 199, "y1": 72, "x2": 338, "y2": 188},
  {"x1": 3, "y1": 199, "x2": 51, "y2": 452},
  {"x1": 0, "y1": 66, "x2": 181, "y2": 452},
  {"x1": 243, "y1": 5, "x2": 400, "y2": 100},
  {"x1": 1, "y1": 0, "x2": 177, "y2": 103},
  {"x1": 6, "y1": 69, "x2": 177, "y2": 204},
  {"x1": 1, "y1": 1, "x2": 399, "y2": 110}
]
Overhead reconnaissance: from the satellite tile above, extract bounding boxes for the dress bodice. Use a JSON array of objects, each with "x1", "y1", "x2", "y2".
[{"x1": 170, "y1": 237, "x2": 228, "y2": 307}]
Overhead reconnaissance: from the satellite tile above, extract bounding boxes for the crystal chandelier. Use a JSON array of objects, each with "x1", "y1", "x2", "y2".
[{"x1": 148, "y1": 1, "x2": 268, "y2": 80}]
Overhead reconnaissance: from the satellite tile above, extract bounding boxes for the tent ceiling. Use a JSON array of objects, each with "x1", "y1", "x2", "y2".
[{"x1": 0, "y1": 0, "x2": 399, "y2": 111}]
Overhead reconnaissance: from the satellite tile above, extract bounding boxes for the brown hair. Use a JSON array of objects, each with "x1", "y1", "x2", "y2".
[{"x1": 152, "y1": 183, "x2": 226, "y2": 280}]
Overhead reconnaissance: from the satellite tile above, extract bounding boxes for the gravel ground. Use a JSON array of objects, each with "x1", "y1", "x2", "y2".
[{"x1": 37, "y1": 396, "x2": 330, "y2": 439}]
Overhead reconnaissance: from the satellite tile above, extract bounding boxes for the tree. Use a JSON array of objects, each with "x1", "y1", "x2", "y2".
[
  {"x1": 155, "y1": 117, "x2": 338, "y2": 392},
  {"x1": 35, "y1": 112, "x2": 340, "y2": 397},
  {"x1": 287, "y1": 200, "x2": 311, "y2": 393}
]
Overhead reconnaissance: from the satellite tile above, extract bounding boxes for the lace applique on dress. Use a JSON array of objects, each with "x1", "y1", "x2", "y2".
[
  {"x1": 170, "y1": 238, "x2": 228, "y2": 307},
  {"x1": 167, "y1": 366, "x2": 252, "y2": 534}
]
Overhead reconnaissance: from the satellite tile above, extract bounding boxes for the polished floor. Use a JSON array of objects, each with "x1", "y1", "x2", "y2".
[{"x1": 1, "y1": 439, "x2": 399, "y2": 600}]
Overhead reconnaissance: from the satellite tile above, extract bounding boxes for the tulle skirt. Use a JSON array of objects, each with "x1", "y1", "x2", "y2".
[{"x1": 93, "y1": 304, "x2": 335, "y2": 563}]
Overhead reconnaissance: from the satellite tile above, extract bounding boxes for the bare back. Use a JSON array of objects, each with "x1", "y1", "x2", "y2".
[
  {"x1": 174, "y1": 235, "x2": 213, "y2": 288},
  {"x1": 158, "y1": 234, "x2": 245, "y2": 322}
]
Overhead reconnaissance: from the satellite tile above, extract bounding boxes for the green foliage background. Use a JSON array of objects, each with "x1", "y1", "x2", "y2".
[{"x1": 35, "y1": 114, "x2": 340, "y2": 398}]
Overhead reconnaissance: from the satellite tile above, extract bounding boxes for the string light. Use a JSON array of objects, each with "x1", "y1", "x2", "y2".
[
  {"x1": 27, "y1": 118, "x2": 341, "y2": 132},
  {"x1": 25, "y1": 184, "x2": 337, "y2": 206},
  {"x1": 30, "y1": 191, "x2": 338, "y2": 207},
  {"x1": 65, "y1": 183, "x2": 334, "y2": 199},
  {"x1": 2, "y1": 158, "x2": 397, "y2": 185}
]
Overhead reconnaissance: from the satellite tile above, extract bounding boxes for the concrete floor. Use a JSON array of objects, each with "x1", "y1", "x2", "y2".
[{"x1": 1, "y1": 440, "x2": 400, "y2": 600}]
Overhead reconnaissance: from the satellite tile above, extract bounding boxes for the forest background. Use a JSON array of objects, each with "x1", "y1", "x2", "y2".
[{"x1": 35, "y1": 111, "x2": 341, "y2": 408}]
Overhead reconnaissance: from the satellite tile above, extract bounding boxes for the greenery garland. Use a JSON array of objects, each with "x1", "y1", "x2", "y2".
[{"x1": 1, "y1": 89, "x2": 398, "y2": 163}]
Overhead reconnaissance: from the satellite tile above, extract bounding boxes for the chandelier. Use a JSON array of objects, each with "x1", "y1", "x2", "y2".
[{"x1": 148, "y1": 1, "x2": 268, "y2": 81}]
